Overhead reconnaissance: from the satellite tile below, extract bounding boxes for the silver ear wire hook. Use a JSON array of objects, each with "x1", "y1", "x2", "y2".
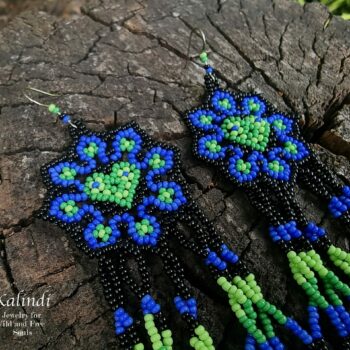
[
  {"x1": 24, "y1": 86, "x2": 60, "y2": 106},
  {"x1": 27, "y1": 86, "x2": 60, "y2": 97},
  {"x1": 184, "y1": 28, "x2": 207, "y2": 69},
  {"x1": 24, "y1": 86, "x2": 77, "y2": 128}
]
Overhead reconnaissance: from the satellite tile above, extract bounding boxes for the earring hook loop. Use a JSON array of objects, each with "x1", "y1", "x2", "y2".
[
  {"x1": 184, "y1": 28, "x2": 207, "y2": 68},
  {"x1": 24, "y1": 86, "x2": 60, "y2": 106},
  {"x1": 23, "y1": 86, "x2": 77, "y2": 128}
]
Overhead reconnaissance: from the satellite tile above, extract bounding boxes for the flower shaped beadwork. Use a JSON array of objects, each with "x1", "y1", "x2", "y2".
[
  {"x1": 40, "y1": 122, "x2": 187, "y2": 254},
  {"x1": 186, "y1": 90, "x2": 309, "y2": 185}
]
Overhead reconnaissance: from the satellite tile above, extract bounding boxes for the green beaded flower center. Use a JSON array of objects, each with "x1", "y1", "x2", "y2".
[
  {"x1": 84, "y1": 142, "x2": 99, "y2": 157},
  {"x1": 248, "y1": 99, "x2": 260, "y2": 112},
  {"x1": 219, "y1": 98, "x2": 231, "y2": 109},
  {"x1": 120, "y1": 138, "x2": 135, "y2": 152},
  {"x1": 205, "y1": 140, "x2": 221, "y2": 153},
  {"x1": 221, "y1": 116, "x2": 270, "y2": 151},
  {"x1": 236, "y1": 159, "x2": 252, "y2": 174},
  {"x1": 59, "y1": 167, "x2": 77, "y2": 180},
  {"x1": 135, "y1": 219, "x2": 154, "y2": 236},
  {"x1": 149, "y1": 154, "x2": 165, "y2": 169},
  {"x1": 284, "y1": 141, "x2": 297, "y2": 155},
  {"x1": 273, "y1": 119, "x2": 286, "y2": 131},
  {"x1": 84, "y1": 161, "x2": 140, "y2": 208},
  {"x1": 200, "y1": 114, "x2": 213, "y2": 125},
  {"x1": 60, "y1": 200, "x2": 79, "y2": 217},
  {"x1": 158, "y1": 187, "x2": 174, "y2": 204},
  {"x1": 93, "y1": 224, "x2": 112, "y2": 242},
  {"x1": 268, "y1": 160, "x2": 284, "y2": 173}
]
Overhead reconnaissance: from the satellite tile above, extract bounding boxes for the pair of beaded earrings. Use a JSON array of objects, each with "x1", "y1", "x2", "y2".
[{"x1": 26, "y1": 29, "x2": 350, "y2": 350}]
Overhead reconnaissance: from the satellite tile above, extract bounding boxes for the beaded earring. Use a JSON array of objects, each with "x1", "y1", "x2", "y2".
[
  {"x1": 26, "y1": 87, "x2": 323, "y2": 350},
  {"x1": 184, "y1": 29, "x2": 350, "y2": 349}
]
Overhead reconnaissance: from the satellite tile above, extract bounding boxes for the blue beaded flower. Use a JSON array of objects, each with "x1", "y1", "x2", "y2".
[
  {"x1": 186, "y1": 90, "x2": 309, "y2": 185},
  {"x1": 40, "y1": 122, "x2": 187, "y2": 254}
]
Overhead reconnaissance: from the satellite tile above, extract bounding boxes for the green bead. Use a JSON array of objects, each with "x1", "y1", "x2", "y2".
[
  {"x1": 235, "y1": 309, "x2": 245, "y2": 318},
  {"x1": 152, "y1": 341, "x2": 162, "y2": 350},
  {"x1": 150, "y1": 333, "x2": 161, "y2": 342},
  {"x1": 48, "y1": 104, "x2": 56, "y2": 113},
  {"x1": 199, "y1": 52, "x2": 208, "y2": 63},
  {"x1": 256, "y1": 299, "x2": 266, "y2": 309},
  {"x1": 221, "y1": 116, "x2": 270, "y2": 151},
  {"x1": 144, "y1": 314, "x2": 154, "y2": 321},
  {"x1": 195, "y1": 325, "x2": 205, "y2": 335}
]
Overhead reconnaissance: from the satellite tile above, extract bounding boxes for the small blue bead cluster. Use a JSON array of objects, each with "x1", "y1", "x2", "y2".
[
  {"x1": 267, "y1": 337, "x2": 285, "y2": 350},
  {"x1": 269, "y1": 221, "x2": 302, "y2": 242},
  {"x1": 205, "y1": 245, "x2": 239, "y2": 270},
  {"x1": 270, "y1": 220, "x2": 328, "y2": 245},
  {"x1": 228, "y1": 148, "x2": 260, "y2": 183},
  {"x1": 285, "y1": 318, "x2": 313, "y2": 344},
  {"x1": 142, "y1": 181, "x2": 186, "y2": 212},
  {"x1": 205, "y1": 66, "x2": 213, "y2": 74},
  {"x1": 127, "y1": 213, "x2": 161, "y2": 246},
  {"x1": 277, "y1": 134, "x2": 309, "y2": 161},
  {"x1": 141, "y1": 294, "x2": 161, "y2": 315},
  {"x1": 188, "y1": 109, "x2": 221, "y2": 132},
  {"x1": 61, "y1": 114, "x2": 71, "y2": 124},
  {"x1": 174, "y1": 296, "x2": 197, "y2": 318},
  {"x1": 329, "y1": 186, "x2": 350, "y2": 218},
  {"x1": 304, "y1": 223, "x2": 326, "y2": 242},
  {"x1": 241, "y1": 96, "x2": 266, "y2": 117},
  {"x1": 245, "y1": 335, "x2": 286, "y2": 350},
  {"x1": 220, "y1": 244, "x2": 239, "y2": 264},
  {"x1": 325, "y1": 305, "x2": 350, "y2": 337},
  {"x1": 267, "y1": 114, "x2": 293, "y2": 135},
  {"x1": 261, "y1": 155, "x2": 290, "y2": 181},
  {"x1": 211, "y1": 90, "x2": 237, "y2": 114},
  {"x1": 244, "y1": 335, "x2": 256, "y2": 350},
  {"x1": 205, "y1": 250, "x2": 227, "y2": 270},
  {"x1": 308, "y1": 306, "x2": 322, "y2": 339},
  {"x1": 77, "y1": 135, "x2": 108, "y2": 164},
  {"x1": 197, "y1": 134, "x2": 227, "y2": 161},
  {"x1": 49, "y1": 161, "x2": 84, "y2": 189},
  {"x1": 111, "y1": 127, "x2": 142, "y2": 162},
  {"x1": 49, "y1": 193, "x2": 88, "y2": 223},
  {"x1": 335, "y1": 305, "x2": 350, "y2": 333},
  {"x1": 142, "y1": 146, "x2": 174, "y2": 173},
  {"x1": 114, "y1": 307, "x2": 133, "y2": 335}
]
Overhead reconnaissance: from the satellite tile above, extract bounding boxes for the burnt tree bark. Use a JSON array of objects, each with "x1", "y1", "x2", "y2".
[{"x1": 0, "y1": 0, "x2": 349, "y2": 349}]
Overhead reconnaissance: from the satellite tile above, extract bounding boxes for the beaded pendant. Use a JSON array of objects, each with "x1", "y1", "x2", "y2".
[
  {"x1": 184, "y1": 64, "x2": 350, "y2": 349},
  {"x1": 38, "y1": 117, "x2": 324, "y2": 350}
]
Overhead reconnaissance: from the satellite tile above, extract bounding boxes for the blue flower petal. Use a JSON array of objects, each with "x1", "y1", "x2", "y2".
[
  {"x1": 228, "y1": 149, "x2": 260, "y2": 183},
  {"x1": 261, "y1": 155, "x2": 291, "y2": 181},
  {"x1": 111, "y1": 127, "x2": 143, "y2": 165},
  {"x1": 267, "y1": 114, "x2": 294, "y2": 135},
  {"x1": 76, "y1": 135, "x2": 108, "y2": 164},
  {"x1": 147, "y1": 181, "x2": 187, "y2": 211},
  {"x1": 278, "y1": 135, "x2": 309, "y2": 161},
  {"x1": 127, "y1": 214, "x2": 162, "y2": 246},
  {"x1": 84, "y1": 216, "x2": 122, "y2": 250},
  {"x1": 49, "y1": 193, "x2": 88, "y2": 224},
  {"x1": 241, "y1": 96, "x2": 266, "y2": 117},
  {"x1": 196, "y1": 134, "x2": 227, "y2": 161},
  {"x1": 141, "y1": 146, "x2": 174, "y2": 173},
  {"x1": 211, "y1": 90, "x2": 237, "y2": 115},
  {"x1": 187, "y1": 109, "x2": 223, "y2": 131},
  {"x1": 48, "y1": 161, "x2": 84, "y2": 190}
]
